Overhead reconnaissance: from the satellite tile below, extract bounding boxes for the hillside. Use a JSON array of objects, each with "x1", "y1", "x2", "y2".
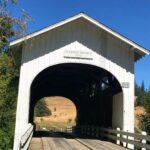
[
  {"x1": 134, "y1": 106, "x2": 145, "y2": 129},
  {"x1": 34, "y1": 97, "x2": 76, "y2": 129}
]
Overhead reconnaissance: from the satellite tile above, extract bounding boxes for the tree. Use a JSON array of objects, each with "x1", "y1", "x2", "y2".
[
  {"x1": 138, "y1": 114, "x2": 150, "y2": 134},
  {"x1": 135, "y1": 83, "x2": 143, "y2": 106},
  {"x1": 135, "y1": 81, "x2": 147, "y2": 106},
  {"x1": 138, "y1": 91, "x2": 150, "y2": 134},
  {"x1": 0, "y1": 0, "x2": 31, "y2": 51},
  {"x1": 0, "y1": 53, "x2": 19, "y2": 149},
  {"x1": 135, "y1": 81, "x2": 150, "y2": 134},
  {"x1": 0, "y1": 15, "x2": 14, "y2": 50},
  {"x1": 34, "y1": 99, "x2": 52, "y2": 117},
  {"x1": 142, "y1": 92, "x2": 150, "y2": 113},
  {"x1": 141, "y1": 80, "x2": 145, "y2": 92},
  {"x1": 148, "y1": 86, "x2": 150, "y2": 93},
  {"x1": 0, "y1": 1, "x2": 30, "y2": 149}
]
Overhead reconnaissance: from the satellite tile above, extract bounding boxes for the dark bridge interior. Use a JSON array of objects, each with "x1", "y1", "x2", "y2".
[{"x1": 29, "y1": 63, "x2": 122, "y2": 128}]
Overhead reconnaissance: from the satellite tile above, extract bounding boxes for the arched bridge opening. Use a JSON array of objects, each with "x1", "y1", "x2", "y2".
[{"x1": 29, "y1": 63, "x2": 123, "y2": 135}]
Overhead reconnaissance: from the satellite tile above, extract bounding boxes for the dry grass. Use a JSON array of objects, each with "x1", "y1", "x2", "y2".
[
  {"x1": 134, "y1": 106, "x2": 145, "y2": 128},
  {"x1": 34, "y1": 96, "x2": 76, "y2": 129}
]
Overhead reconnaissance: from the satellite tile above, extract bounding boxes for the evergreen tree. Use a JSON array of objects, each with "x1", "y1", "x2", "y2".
[
  {"x1": 138, "y1": 87, "x2": 150, "y2": 134},
  {"x1": 135, "y1": 83, "x2": 144, "y2": 106},
  {"x1": 141, "y1": 80, "x2": 145, "y2": 92},
  {"x1": 142, "y1": 92, "x2": 150, "y2": 113},
  {"x1": 34, "y1": 99, "x2": 51, "y2": 117},
  {"x1": 148, "y1": 86, "x2": 150, "y2": 92}
]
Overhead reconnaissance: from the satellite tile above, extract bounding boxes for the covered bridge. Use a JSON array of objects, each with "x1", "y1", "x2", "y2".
[{"x1": 10, "y1": 13, "x2": 149, "y2": 150}]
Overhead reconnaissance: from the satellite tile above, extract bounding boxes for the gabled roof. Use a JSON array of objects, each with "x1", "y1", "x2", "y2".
[{"x1": 10, "y1": 13, "x2": 149, "y2": 60}]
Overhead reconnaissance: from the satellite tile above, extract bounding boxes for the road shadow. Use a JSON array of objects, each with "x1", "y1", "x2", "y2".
[{"x1": 33, "y1": 130, "x2": 106, "y2": 141}]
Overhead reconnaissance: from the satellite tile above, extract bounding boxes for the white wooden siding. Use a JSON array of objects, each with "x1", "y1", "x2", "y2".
[{"x1": 13, "y1": 18, "x2": 135, "y2": 150}]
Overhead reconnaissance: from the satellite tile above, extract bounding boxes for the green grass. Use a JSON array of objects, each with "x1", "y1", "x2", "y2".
[{"x1": 35, "y1": 121, "x2": 75, "y2": 132}]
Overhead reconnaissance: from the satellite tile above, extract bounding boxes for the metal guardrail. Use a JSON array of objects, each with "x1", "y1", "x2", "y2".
[
  {"x1": 20, "y1": 124, "x2": 33, "y2": 150},
  {"x1": 77, "y1": 126, "x2": 150, "y2": 150}
]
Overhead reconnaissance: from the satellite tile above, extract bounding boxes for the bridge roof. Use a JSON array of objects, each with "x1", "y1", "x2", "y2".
[{"x1": 10, "y1": 13, "x2": 149, "y2": 61}]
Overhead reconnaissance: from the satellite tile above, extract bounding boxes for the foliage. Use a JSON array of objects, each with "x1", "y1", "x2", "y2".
[
  {"x1": 135, "y1": 81, "x2": 145, "y2": 106},
  {"x1": 34, "y1": 99, "x2": 52, "y2": 117},
  {"x1": 0, "y1": 53, "x2": 19, "y2": 149},
  {"x1": 139, "y1": 91, "x2": 150, "y2": 134},
  {"x1": 135, "y1": 81, "x2": 148, "y2": 106},
  {"x1": 0, "y1": 45, "x2": 42, "y2": 149},
  {"x1": 35, "y1": 122, "x2": 75, "y2": 132},
  {"x1": 0, "y1": 0, "x2": 32, "y2": 149},
  {"x1": 0, "y1": 0, "x2": 32, "y2": 51},
  {"x1": 134, "y1": 127, "x2": 141, "y2": 134},
  {"x1": 141, "y1": 80, "x2": 145, "y2": 92},
  {"x1": 0, "y1": 15, "x2": 14, "y2": 50},
  {"x1": 142, "y1": 92, "x2": 150, "y2": 113},
  {"x1": 135, "y1": 81, "x2": 150, "y2": 134},
  {"x1": 138, "y1": 114, "x2": 150, "y2": 134}
]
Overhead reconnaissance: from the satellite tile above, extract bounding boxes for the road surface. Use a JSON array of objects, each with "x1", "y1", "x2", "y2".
[{"x1": 29, "y1": 131, "x2": 128, "y2": 150}]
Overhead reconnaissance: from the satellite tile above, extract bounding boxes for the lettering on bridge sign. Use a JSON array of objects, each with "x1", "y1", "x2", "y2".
[{"x1": 63, "y1": 49, "x2": 93, "y2": 60}]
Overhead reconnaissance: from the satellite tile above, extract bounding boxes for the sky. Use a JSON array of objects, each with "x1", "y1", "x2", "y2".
[{"x1": 9, "y1": 0, "x2": 150, "y2": 88}]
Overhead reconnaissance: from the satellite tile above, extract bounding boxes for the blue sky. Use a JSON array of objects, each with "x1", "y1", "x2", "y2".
[{"x1": 10, "y1": 0, "x2": 150, "y2": 88}]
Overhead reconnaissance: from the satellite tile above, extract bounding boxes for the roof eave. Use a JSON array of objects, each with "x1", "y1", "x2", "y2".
[{"x1": 10, "y1": 13, "x2": 150, "y2": 57}]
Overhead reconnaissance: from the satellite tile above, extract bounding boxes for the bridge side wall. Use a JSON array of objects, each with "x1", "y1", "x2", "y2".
[
  {"x1": 13, "y1": 20, "x2": 134, "y2": 149},
  {"x1": 112, "y1": 92, "x2": 123, "y2": 128}
]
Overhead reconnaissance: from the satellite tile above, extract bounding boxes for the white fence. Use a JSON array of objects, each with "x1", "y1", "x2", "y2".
[
  {"x1": 18, "y1": 125, "x2": 150, "y2": 150},
  {"x1": 19, "y1": 124, "x2": 33, "y2": 150},
  {"x1": 66, "y1": 126, "x2": 73, "y2": 133},
  {"x1": 77, "y1": 126, "x2": 150, "y2": 150}
]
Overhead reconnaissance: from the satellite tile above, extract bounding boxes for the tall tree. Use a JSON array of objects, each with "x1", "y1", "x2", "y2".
[
  {"x1": 138, "y1": 92, "x2": 150, "y2": 134},
  {"x1": 0, "y1": 0, "x2": 31, "y2": 51},
  {"x1": 0, "y1": 1, "x2": 30, "y2": 149},
  {"x1": 142, "y1": 92, "x2": 150, "y2": 113},
  {"x1": 0, "y1": 53, "x2": 19, "y2": 149},
  {"x1": 34, "y1": 99, "x2": 51, "y2": 117},
  {"x1": 141, "y1": 80, "x2": 145, "y2": 92},
  {"x1": 135, "y1": 83, "x2": 143, "y2": 106},
  {"x1": 0, "y1": 2, "x2": 48, "y2": 148},
  {"x1": 138, "y1": 87, "x2": 150, "y2": 134},
  {"x1": 0, "y1": 15, "x2": 14, "y2": 50}
]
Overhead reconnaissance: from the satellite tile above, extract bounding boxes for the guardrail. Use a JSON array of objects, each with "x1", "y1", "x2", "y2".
[
  {"x1": 66, "y1": 126, "x2": 73, "y2": 133},
  {"x1": 76, "y1": 126, "x2": 150, "y2": 150},
  {"x1": 19, "y1": 124, "x2": 34, "y2": 150}
]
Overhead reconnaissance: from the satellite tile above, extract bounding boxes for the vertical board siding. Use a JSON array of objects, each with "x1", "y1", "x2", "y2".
[{"x1": 112, "y1": 92, "x2": 123, "y2": 128}]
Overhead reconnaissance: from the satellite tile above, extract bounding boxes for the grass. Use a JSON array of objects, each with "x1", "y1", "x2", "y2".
[{"x1": 35, "y1": 121, "x2": 75, "y2": 132}]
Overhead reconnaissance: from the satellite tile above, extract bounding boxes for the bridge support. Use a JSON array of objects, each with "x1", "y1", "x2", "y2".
[{"x1": 13, "y1": 73, "x2": 32, "y2": 150}]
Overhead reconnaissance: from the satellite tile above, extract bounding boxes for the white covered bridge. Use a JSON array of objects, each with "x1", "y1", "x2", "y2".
[{"x1": 10, "y1": 13, "x2": 149, "y2": 150}]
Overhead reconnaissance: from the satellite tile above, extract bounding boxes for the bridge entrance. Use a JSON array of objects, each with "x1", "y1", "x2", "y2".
[{"x1": 29, "y1": 63, "x2": 123, "y2": 129}]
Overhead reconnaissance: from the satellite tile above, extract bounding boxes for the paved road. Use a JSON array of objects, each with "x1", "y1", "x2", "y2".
[{"x1": 29, "y1": 131, "x2": 128, "y2": 150}]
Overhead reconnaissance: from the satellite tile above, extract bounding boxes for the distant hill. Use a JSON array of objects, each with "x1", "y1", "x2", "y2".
[{"x1": 34, "y1": 96, "x2": 76, "y2": 124}]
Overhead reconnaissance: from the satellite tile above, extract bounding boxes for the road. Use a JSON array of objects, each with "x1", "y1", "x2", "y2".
[{"x1": 29, "y1": 131, "x2": 128, "y2": 150}]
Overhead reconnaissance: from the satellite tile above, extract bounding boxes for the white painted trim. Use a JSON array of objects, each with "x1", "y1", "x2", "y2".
[{"x1": 10, "y1": 13, "x2": 149, "y2": 55}]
